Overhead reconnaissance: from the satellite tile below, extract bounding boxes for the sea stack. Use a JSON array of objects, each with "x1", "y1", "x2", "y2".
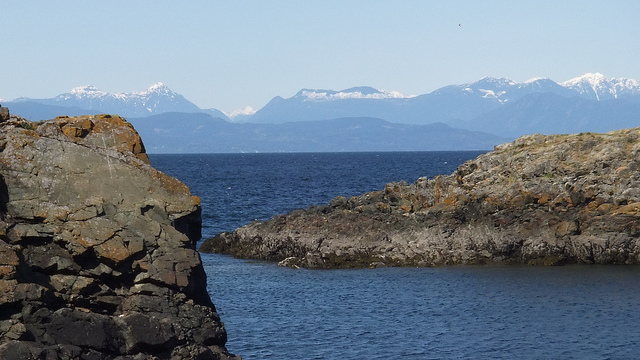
[
  {"x1": 202, "y1": 128, "x2": 640, "y2": 268},
  {"x1": 0, "y1": 114, "x2": 237, "y2": 359}
]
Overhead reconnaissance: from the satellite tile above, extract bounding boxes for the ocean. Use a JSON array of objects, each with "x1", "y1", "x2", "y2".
[{"x1": 150, "y1": 152, "x2": 640, "y2": 359}]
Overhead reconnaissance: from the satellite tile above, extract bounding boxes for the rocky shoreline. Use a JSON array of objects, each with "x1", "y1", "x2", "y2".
[
  {"x1": 201, "y1": 128, "x2": 640, "y2": 269},
  {"x1": 0, "y1": 113, "x2": 237, "y2": 359}
]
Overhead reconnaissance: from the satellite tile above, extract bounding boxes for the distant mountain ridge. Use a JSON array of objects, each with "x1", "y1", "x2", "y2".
[
  {"x1": 4, "y1": 73, "x2": 640, "y2": 153},
  {"x1": 9, "y1": 82, "x2": 228, "y2": 119},
  {"x1": 247, "y1": 73, "x2": 640, "y2": 125},
  {"x1": 7, "y1": 73, "x2": 640, "y2": 124},
  {"x1": 127, "y1": 113, "x2": 507, "y2": 153}
]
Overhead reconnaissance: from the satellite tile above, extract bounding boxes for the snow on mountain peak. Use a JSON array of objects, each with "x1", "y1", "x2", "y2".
[
  {"x1": 561, "y1": 73, "x2": 640, "y2": 100},
  {"x1": 226, "y1": 106, "x2": 257, "y2": 118},
  {"x1": 70, "y1": 85, "x2": 105, "y2": 97},
  {"x1": 477, "y1": 76, "x2": 516, "y2": 86},
  {"x1": 41, "y1": 82, "x2": 203, "y2": 117},
  {"x1": 561, "y1": 73, "x2": 607, "y2": 87},
  {"x1": 146, "y1": 82, "x2": 171, "y2": 94},
  {"x1": 524, "y1": 77, "x2": 550, "y2": 84},
  {"x1": 299, "y1": 87, "x2": 415, "y2": 102},
  {"x1": 447, "y1": 77, "x2": 518, "y2": 103},
  {"x1": 62, "y1": 83, "x2": 177, "y2": 102}
]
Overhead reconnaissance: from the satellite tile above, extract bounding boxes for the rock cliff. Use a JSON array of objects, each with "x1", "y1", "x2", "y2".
[
  {"x1": 201, "y1": 128, "x2": 640, "y2": 268},
  {"x1": 0, "y1": 114, "x2": 237, "y2": 359}
]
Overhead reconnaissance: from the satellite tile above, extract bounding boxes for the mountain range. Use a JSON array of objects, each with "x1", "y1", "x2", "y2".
[
  {"x1": 128, "y1": 113, "x2": 504, "y2": 153},
  {"x1": 4, "y1": 73, "x2": 640, "y2": 153},
  {"x1": 245, "y1": 74, "x2": 640, "y2": 134},
  {"x1": 7, "y1": 83, "x2": 228, "y2": 120}
]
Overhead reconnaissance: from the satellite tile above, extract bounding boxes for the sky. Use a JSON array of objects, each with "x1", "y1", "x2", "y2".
[{"x1": 1, "y1": 1, "x2": 639, "y2": 113}]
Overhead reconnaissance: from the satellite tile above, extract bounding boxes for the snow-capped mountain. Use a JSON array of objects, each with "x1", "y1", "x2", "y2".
[
  {"x1": 247, "y1": 73, "x2": 640, "y2": 125},
  {"x1": 295, "y1": 86, "x2": 416, "y2": 102},
  {"x1": 560, "y1": 73, "x2": 640, "y2": 101},
  {"x1": 434, "y1": 77, "x2": 517, "y2": 102},
  {"x1": 11, "y1": 83, "x2": 209, "y2": 119},
  {"x1": 247, "y1": 86, "x2": 417, "y2": 124},
  {"x1": 5, "y1": 73, "x2": 640, "y2": 152},
  {"x1": 434, "y1": 76, "x2": 578, "y2": 104},
  {"x1": 224, "y1": 106, "x2": 258, "y2": 122}
]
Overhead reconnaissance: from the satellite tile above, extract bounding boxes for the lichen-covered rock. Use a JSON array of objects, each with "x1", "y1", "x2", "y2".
[
  {"x1": 201, "y1": 128, "x2": 640, "y2": 269},
  {"x1": 0, "y1": 114, "x2": 237, "y2": 359}
]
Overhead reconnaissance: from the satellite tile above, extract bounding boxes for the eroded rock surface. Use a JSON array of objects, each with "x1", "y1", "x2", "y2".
[
  {"x1": 0, "y1": 114, "x2": 237, "y2": 359},
  {"x1": 202, "y1": 128, "x2": 640, "y2": 269}
]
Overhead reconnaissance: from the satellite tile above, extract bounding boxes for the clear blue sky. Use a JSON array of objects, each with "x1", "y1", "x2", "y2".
[{"x1": 2, "y1": 1, "x2": 639, "y2": 113}]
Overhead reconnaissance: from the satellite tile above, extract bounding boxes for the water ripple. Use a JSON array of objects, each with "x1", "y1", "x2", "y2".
[{"x1": 150, "y1": 153, "x2": 640, "y2": 359}]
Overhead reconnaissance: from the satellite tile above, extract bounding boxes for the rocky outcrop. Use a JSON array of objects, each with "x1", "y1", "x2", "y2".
[
  {"x1": 0, "y1": 114, "x2": 237, "y2": 359},
  {"x1": 0, "y1": 105, "x2": 9, "y2": 122},
  {"x1": 201, "y1": 128, "x2": 640, "y2": 268}
]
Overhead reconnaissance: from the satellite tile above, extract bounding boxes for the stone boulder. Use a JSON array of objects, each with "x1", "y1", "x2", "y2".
[
  {"x1": 0, "y1": 115, "x2": 238, "y2": 359},
  {"x1": 0, "y1": 105, "x2": 9, "y2": 122},
  {"x1": 201, "y1": 128, "x2": 640, "y2": 268}
]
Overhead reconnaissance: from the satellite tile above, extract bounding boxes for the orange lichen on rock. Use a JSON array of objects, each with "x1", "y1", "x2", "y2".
[
  {"x1": 52, "y1": 114, "x2": 150, "y2": 164},
  {"x1": 150, "y1": 170, "x2": 192, "y2": 196},
  {"x1": 94, "y1": 237, "x2": 131, "y2": 264},
  {"x1": 613, "y1": 202, "x2": 640, "y2": 215},
  {"x1": 192, "y1": 195, "x2": 202, "y2": 206},
  {"x1": 61, "y1": 118, "x2": 94, "y2": 138},
  {"x1": 91, "y1": 115, "x2": 148, "y2": 159}
]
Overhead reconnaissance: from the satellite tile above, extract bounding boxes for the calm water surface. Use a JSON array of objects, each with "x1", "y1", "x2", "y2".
[{"x1": 150, "y1": 152, "x2": 640, "y2": 359}]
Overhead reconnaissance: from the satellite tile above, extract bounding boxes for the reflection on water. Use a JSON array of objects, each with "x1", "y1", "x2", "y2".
[{"x1": 205, "y1": 255, "x2": 640, "y2": 359}]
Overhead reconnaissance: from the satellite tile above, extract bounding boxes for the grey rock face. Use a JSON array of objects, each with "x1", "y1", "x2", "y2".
[
  {"x1": 0, "y1": 115, "x2": 238, "y2": 359},
  {"x1": 201, "y1": 128, "x2": 640, "y2": 269}
]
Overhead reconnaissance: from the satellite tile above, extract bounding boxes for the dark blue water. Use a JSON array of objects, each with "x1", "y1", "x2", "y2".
[{"x1": 150, "y1": 152, "x2": 640, "y2": 359}]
